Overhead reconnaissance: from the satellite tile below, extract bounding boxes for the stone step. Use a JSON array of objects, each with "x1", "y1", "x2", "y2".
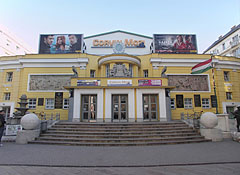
[
  {"x1": 48, "y1": 126, "x2": 193, "y2": 132},
  {"x1": 52, "y1": 124, "x2": 188, "y2": 129},
  {"x1": 45, "y1": 129, "x2": 197, "y2": 135},
  {"x1": 29, "y1": 138, "x2": 211, "y2": 146},
  {"x1": 40, "y1": 132, "x2": 199, "y2": 139},
  {"x1": 29, "y1": 121, "x2": 210, "y2": 146},
  {"x1": 35, "y1": 135, "x2": 205, "y2": 143},
  {"x1": 56, "y1": 121, "x2": 186, "y2": 127}
]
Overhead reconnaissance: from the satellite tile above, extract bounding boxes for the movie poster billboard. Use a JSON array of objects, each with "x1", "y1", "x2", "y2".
[
  {"x1": 153, "y1": 34, "x2": 197, "y2": 54},
  {"x1": 39, "y1": 34, "x2": 83, "y2": 54}
]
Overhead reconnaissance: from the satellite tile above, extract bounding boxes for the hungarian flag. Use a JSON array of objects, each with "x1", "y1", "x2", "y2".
[{"x1": 191, "y1": 58, "x2": 213, "y2": 74}]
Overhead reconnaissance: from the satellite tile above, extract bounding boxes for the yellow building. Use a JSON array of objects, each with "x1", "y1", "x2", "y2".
[{"x1": 0, "y1": 31, "x2": 240, "y2": 122}]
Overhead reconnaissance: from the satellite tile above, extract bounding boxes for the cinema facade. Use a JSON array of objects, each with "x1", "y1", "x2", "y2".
[{"x1": 0, "y1": 30, "x2": 240, "y2": 122}]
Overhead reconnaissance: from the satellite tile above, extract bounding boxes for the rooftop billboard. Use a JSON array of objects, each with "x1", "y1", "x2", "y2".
[
  {"x1": 39, "y1": 34, "x2": 83, "y2": 54},
  {"x1": 153, "y1": 34, "x2": 197, "y2": 54}
]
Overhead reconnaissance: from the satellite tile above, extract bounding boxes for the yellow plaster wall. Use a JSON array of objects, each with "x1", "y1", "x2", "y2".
[{"x1": 1, "y1": 53, "x2": 240, "y2": 121}]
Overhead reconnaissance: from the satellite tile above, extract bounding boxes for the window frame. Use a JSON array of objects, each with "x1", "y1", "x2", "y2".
[
  {"x1": 143, "y1": 70, "x2": 148, "y2": 77},
  {"x1": 6, "y1": 72, "x2": 13, "y2": 82},
  {"x1": 184, "y1": 98, "x2": 193, "y2": 109},
  {"x1": 45, "y1": 98, "x2": 55, "y2": 109},
  {"x1": 202, "y1": 98, "x2": 210, "y2": 109},
  {"x1": 226, "y1": 92, "x2": 232, "y2": 100},
  {"x1": 223, "y1": 71, "x2": 230, "y2": 82},
  {"x1": 129, "y1": 64, "x2": 133, "y2": 77},
  {"x1": 63, "y1": 98, "x2": 69, "y2": 109},
  {"x1": 28, "y1": 98, "x2": 37, "y2": 109},
  {"x1": 4, "y1": 92, "x2": 11, "y2": 101},
  {"x1": 170, "y1": 98, "x2": 175, "y2": 109},
  {"x1": 106, "y1": 64, "x2": 110, "y2": 77},
  {"x1": 90, "y1": 70, "x2": 96, "y2": 78}
]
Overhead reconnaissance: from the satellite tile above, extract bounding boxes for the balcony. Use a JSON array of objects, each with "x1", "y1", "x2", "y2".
[{"x1": 230, "y1": 40, "x2": 239, "y2": 48}]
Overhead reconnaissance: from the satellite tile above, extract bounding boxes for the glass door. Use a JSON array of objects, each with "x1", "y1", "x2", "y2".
[
  {"x1": 143, "y1": 94, "x2": 158, "y2": 121},
  {"x1": 81, "y1": 95, "x2": 97, "y2": 122},
  {"x1": 112, "y1": 95, "x2": 128, "y2": 122}
]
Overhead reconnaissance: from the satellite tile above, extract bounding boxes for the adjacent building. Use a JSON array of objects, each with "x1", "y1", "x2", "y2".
[
  {"x1": 0, "y1": 30, "x2": 240, "y2": 122},
  {"x1": 204, "y1": 24, "x2": 240, "y2": 58},
  {"x1": 0, "y1": 24, "x2": 34, "y2": 56}
]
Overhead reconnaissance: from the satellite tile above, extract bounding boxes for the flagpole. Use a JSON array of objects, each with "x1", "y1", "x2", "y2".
[{"x1": 211, "y1": 56, "x2": 219, "y2": 114}]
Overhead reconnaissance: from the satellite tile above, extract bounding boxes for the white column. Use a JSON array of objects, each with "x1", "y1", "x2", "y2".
[
  {"x1": 159, "y1": 89, "x2": 167, "y2": 121},
  {"x1": 73, "y1": 89, "x2": 81, "y2": 122}
]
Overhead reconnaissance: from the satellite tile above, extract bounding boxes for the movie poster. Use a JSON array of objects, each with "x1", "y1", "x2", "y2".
[
  {"x1": 153, "y1": 34, "x2": 197, "y2": 54},
  {"x1": 39, "y1": 34, "x2": 83, "y2": 54}
]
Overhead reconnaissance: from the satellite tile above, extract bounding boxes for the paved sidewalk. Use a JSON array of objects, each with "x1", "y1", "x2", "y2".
[{"x1": 0, "y1": 139, "x2": 240, "y2": 174}]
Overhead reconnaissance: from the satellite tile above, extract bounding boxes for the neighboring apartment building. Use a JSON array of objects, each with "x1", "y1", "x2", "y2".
[
  {"x1": 204, "y1": 24, "x2": 240, "y2": 58},
  {"x1": 0, "y1": 24, "x2": 34, "y2": 56},
  {"x1": 0, "y1": 30, "x2": 239, "y2": 122}
]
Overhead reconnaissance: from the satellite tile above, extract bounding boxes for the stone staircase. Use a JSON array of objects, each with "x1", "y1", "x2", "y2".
[{"x1": 29, "y1": 121, "x2": 211, "y2": 146}]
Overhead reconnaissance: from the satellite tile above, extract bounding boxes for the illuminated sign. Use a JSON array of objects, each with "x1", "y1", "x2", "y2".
[
  {"x1": 92, "y1": 39, "x2": 145, "y2": 48},
  {"x1": 77, "y1": 80, "x2": 101, "y2": 86},
  {"x1": 107, "y1": 80, "x2": 132, "y2": 86},
  {"x1": 138, "y1": 79, "x2": 162, "y2": 86}
]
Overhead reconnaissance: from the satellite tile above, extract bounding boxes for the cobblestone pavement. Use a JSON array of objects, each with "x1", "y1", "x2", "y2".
[{"x1": 0, "y1": 139, "x2": 240, "y2": 174}]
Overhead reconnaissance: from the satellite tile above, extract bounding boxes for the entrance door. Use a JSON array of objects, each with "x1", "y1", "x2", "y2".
[
  {"x1": 81, "y1": 95, "x2": 97, "y2": 122},
  {"x1": 112, "y1": 95, "x2": 128, "y2": 122},
  {"x1": 143, "y1": 94, "x2": 158, "y2": 121}
]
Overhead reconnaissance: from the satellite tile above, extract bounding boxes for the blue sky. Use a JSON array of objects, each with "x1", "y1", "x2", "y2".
[{"x1": 0, "y1": 0, "x2": 239, "y2": 53}]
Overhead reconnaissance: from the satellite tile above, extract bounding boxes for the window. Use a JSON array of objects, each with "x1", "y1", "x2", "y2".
[
  {"x1": 170, "y1": 98, "x2": 175, "y2": 109},
  {"x1": 38, "y1": 98, "x2": 44, "y2": 106},
  {"x1": 90, "y1": 70, "x2": 95, "y2": 77},
  {"x1": 63, "y1": 99, "x2": 69, "y2": 109},
  {"x1": 222, "y1": 43, "x2": 225, "y2": 50},
  {"x1": 194, "y1": 95, "x2": 201, "y2": 107},
  {"x1": 4, "y1": 93, "x2": 11, "y2": 100},
  {"x1": 223, "y1": 71, "x2": 230, "y2": 81},
  {"x1": 226, "y1": 92, "x2": 232, "y2": 100},
  {"x1": 176, "y1": 95, "x2": 184, "y2": 108},
  {"x1": 28, "y1": 98, "x2": 37, "y2": 109},
  {"x1": 184, "y1": 98, "x2": 192, "y2": 109},
  {"x1": 6, "y1": 72, "x2": 13, "y2": 82},
  {"x1": 106, "y1": 64, "x2": 110, "y2": 77},
  {"x1": 45, "y1": 98, "x2": 54, "y2": 109},
  {"x1": 129, "y1": 64, "x2": 133, "y2": 77},
  {"x1": 143, "y1": 70, "x2": 148, "y2": 77},
  {"x1": 211, "y1": 95, "x2": 217, "y2": 108},
  {"x1": 202, "y1": 98, "x2": 210, "y2": 108}
]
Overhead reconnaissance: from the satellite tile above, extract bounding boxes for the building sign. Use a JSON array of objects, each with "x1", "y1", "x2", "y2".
[
  {"x1": 153, "y1": 34, "x2": 197, "y2": 54},
  {"x1": 138, "y1": 79, "x2": 162, "y2": 86},
  {"x1": 77, "y1": 80, "x2": 101, "y2": 86},
  {"x1": 6, "y1": 125, "x2": 22, "y2": 136},
  {"x1": 107, "y1": 80, "x2": 132, "y2": 86},
  {"x1": 39, "y1": 34, "x2": 83, "y2": 54},
  {"x1": 92, "y1": 39, "x2": 145, "y2": 48}
]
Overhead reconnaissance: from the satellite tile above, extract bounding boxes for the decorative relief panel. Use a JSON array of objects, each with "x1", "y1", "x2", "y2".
[
  {"x1": 168, "y1": 75, "x2": 209, "y2": 91},
  {"x1": 110, "y1": 64, "x2": 131, "y2": 77},
  {"x1": 29, "y1": 75, "x2": 71, "y2": 91}
]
